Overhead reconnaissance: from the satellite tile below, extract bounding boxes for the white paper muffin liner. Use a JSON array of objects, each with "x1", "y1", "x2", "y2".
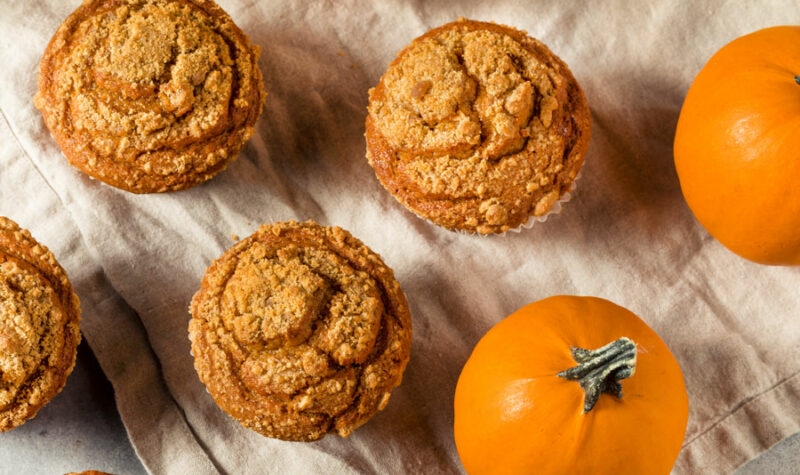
[{"x1": 501, "y1": 169, "x2": 582, "y2": 236}]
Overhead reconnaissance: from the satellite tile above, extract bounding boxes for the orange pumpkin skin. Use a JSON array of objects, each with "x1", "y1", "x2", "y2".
[
  {"x1": 454, "y1": 296, "x2": 688, "y2": 475},
  {"x1": 674, "y1": 26, "x2": 800, "y2": 265}
]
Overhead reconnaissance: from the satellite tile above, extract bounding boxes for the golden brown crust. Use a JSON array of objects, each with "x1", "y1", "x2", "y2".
[
  {"x1": 0, "y1": 217, "x2": 81, "y2": 432},
  {"x1": 189, "y1": 221, "x2": 412, "y2": 441},
  {"x1": 366, "y1": 19, "x2": 591, "y2": 233},
  {"x1": 35, "y1": 0, "x2": 265, "y2": 193}
]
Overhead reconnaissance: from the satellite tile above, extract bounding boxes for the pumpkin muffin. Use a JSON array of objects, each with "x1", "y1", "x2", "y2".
[
  {"x1": 189, "y1": 220, "x2": 412, "y2": 441},
  {"x1": 34, "y1": 0, "x2": 265, "y2": 193},
  {"x1": 0, "y1": 217, "x2": 81, "y2": 432},
  {"x1": 366, "y1": 18, "x2": 591, "y2": 234}
]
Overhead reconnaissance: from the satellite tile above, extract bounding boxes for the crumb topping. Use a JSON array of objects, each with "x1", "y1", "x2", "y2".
[
  {"x1": 0, "y1": 217, "x2": 81, "y2": 432},
  {"x1": 35, "y1": 0, "x2": 264, "y2": 192},
  {"x1": 0, "y1": 260, "x2": 62, "y2": 408},
  {"x1": 367, "y1": 20, "x2": 591, "y2": 233},
  {"x1": 189, "y1": 221, "x2": 411, "y2": 441}
]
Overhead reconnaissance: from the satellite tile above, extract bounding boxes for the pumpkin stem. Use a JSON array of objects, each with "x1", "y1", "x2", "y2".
[
  {"x1": 557, "y1": 337, "x2": 637, "y2": 413},
  {"x1": 795, "y1": 75, "x2": 800, "y2": 85}
]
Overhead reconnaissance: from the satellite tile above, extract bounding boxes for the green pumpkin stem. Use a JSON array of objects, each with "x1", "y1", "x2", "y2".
[
  {"x1": 557, "y1": 337, "x2": 637, "y2": 413},
  {"x1": 795, "y1": 75, "x2": 800, "y2": 85}
]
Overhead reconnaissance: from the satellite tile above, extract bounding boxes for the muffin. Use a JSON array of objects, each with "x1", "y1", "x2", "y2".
[
  {"x1": 189, "y1": 220, "x2": 412, "y2": 441},
  {"x1": 366, "y1": 18, "x2": 591, "y2": 234},
  {"x1": 0, "y1": 217, "x2": 81, "y2": 432},
  {"x1": 34, "y1": 0, "x2": 265, "y2": 193}
]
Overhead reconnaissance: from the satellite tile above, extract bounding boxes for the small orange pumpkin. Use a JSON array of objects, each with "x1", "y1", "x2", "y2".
[
  {"x1": 454, "y1": 296, "x2": 688, "y2": 474},
  {"x1": 674, "y1": 26, "x2": 800, "y2": 265}
]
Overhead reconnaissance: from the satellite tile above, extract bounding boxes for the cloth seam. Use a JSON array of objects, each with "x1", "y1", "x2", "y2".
[{"x1": 683, "y1": 368, "x2": 800, "y2": 449}]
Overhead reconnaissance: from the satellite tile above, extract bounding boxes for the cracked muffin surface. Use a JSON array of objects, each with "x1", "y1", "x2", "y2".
[
  {"x1": 189, "y1": 220, "x2": 412, "y2": 441},
  {"x1": 366, "y1": 18, "x2": 591, "y2": 234},
  {"x1": 34, "y1": 0, "x2": 265, "y2": 193},
  {"x1": 0, "y1": 217, "x2": 81, "y2": 432}
]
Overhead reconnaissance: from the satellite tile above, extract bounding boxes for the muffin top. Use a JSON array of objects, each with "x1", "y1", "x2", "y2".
[
  {"x1": 189, "y1": 221, "x2": 412, "y2": 441},
  {"x1": 0, "y1": 217, "x2": 81, "y2": 432},
  {"x1": 35, "y1": 0, "x2": 264, "y2": 193},
  {"x1": 366, "y1": 19, "x2": 591, "y2": 233}
]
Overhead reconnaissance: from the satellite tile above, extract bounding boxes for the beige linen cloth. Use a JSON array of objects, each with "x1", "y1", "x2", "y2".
[{"x1": 0, "y1": 0, "x2": 798, "y2": 473}]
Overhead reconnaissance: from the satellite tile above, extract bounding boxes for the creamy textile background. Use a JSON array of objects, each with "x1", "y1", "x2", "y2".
[{"x1": 0, "y1": 1, "x2": 798, "y2": 473}]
